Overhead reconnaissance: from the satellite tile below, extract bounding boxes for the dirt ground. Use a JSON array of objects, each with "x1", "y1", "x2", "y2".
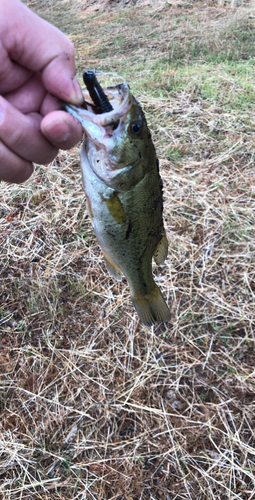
[{"x1": 1, "y1": 0, "x2": 255, "y2": 498}]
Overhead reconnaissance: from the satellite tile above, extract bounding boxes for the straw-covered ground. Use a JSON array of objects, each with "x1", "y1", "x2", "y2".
[{"x1": 1, "y1": 0, "x2": 255, "y2": 498}]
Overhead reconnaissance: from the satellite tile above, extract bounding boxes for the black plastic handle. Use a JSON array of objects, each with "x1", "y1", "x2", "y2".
[{"x1": 83, "y1": 70, "x2": 113, "y2": 114}]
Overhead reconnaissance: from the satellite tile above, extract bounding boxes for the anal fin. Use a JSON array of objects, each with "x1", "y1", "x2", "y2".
[
  {"x1": 103, "y1": 253, "x2": 122, "y2": 281},
  {"x1": 153, "y1": 231, "x2": 168, "y2": 265}
]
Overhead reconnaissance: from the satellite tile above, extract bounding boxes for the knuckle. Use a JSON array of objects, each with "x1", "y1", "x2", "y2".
[
  {"x1": 0, "y1": 142, "x2": 7, "y2": 166},
  {"x1": 16, "y1": 163, "x2": 33, "y2": 184},
  {"x1": 8, "y1": 127, "x2": 27, "y2": 150},
  {"x1": 0, "y1": 141, "x2": 33, "y2": 183}
]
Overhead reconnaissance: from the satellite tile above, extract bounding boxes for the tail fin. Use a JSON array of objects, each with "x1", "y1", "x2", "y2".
[{"x1": 132, "y1": 286, "x2": 171, "y2": 327}]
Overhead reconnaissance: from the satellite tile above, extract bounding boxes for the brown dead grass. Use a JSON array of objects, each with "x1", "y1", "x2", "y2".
[{"x1": 1, "y1": 0, "x2": 255, "y2": 499}]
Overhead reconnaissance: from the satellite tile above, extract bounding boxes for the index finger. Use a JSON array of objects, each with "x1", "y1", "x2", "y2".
[{"x1": 1, "y1": 0, "x2": 84, "y2": 105}]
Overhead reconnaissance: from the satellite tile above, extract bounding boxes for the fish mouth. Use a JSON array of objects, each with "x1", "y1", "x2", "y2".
[{"x1": 63, "y1": 71, "x2": 132, "y2": 142}]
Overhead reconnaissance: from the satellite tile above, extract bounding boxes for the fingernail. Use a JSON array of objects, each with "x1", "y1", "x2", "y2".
[
  {"x1": 71, "y1": 76, "x2": 84, "y2": 104},
  {"x1": 45, "y1": 120, "x2": 70, "y2": 143}
]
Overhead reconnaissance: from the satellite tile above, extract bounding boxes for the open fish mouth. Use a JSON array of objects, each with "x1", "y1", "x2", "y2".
[{"x1": 63, "y1": 71, "x2": 132, "y2": 143}]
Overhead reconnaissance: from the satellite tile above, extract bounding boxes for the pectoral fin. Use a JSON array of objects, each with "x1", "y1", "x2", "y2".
[
  {"x1": 103, "y1": 252, "x2": 122, "y2": 281},
  {"x1": 153, "y1": 231, "x2": 168, "y2": 265},
  {"x1": 102, "y1": 192, "x2": 126, "y2": 224}
]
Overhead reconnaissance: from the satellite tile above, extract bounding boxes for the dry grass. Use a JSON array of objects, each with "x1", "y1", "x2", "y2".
[{"x1": 1, "y1": 0, "x2": 255, "y2": 498}]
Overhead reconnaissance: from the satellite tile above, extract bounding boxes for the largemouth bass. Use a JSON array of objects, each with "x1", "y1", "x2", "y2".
[{"x1": 65, "y1": 72, "x2": 171, "y2": 326}]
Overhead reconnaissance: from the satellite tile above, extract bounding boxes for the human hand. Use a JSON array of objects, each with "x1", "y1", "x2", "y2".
[{"x1": 0, "y1": 0, "x2": 84, "y2": 183}]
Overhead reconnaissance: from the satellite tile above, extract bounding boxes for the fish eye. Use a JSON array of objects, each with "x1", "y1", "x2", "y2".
[{"x1": 130, "y1": 120, "x2": 143, "y2": 136}]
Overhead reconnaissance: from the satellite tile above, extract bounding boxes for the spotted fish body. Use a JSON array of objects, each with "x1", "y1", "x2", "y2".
[{"x1": 66, "y1": 82, "x2": 170, "y2": 326}]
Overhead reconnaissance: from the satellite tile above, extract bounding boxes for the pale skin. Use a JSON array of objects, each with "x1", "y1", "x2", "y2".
[{"x1": 0, "y1": 0, "x2": 84, "y2": 183}]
